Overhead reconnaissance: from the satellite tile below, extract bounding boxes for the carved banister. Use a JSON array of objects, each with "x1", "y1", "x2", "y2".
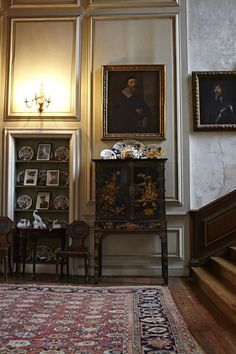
[{"x1": 189, "y1": 189, "x2": 236, "y2": 266}]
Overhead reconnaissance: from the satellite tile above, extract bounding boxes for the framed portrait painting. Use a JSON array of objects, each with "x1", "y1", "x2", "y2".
[
  {"x1": 192, "y1": 71, "x2": 236, "y2": 130},
  {"x1": 102, "y1": 65, "x2": 166, "y2": 140}
]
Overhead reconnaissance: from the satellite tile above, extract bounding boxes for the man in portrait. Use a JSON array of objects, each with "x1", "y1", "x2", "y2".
[
  {"x1": 108, "y1": 76, "x2": 155, "y2": 134},
  {"x1": 39, "y1": 195, "x2": 49, "y2": 209},
  {"x1": 48, "y1": 171, "x2": 58, "y2": 185},
  {"x1": 204, "y1": 82, "x2": 236, "y2": 124},
  {"x1": 25, "y1": 171, "x2": 36, "y2": 184}
]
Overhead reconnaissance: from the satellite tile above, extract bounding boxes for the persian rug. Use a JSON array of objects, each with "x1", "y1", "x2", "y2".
[{"x1": 0, "y1": 284, "x2": 203, "y2": 354}]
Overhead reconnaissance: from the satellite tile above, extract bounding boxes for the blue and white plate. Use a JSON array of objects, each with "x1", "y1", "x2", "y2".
[{"x1": 100, "y1": 149, "x2": 117, "y2": 160}]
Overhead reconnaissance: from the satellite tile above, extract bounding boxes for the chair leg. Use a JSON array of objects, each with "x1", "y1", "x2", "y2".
[
  {"x1": 60, "y1": 259, "x2": 64, "y2": 277},
  {"x1": 8, "y1": 248, "x2": 12, "y2": 274},
  {"x1": 85, "y1": 256, "x2": 89, "y2": 283},
  {"x1": 56, "y1": 258, "x2": 59, "y2": 282},
  {"x1": 66, "y1": 259, "x2": 69, "y2": 278},
  {"x1": 4, "y1": 256, "x2": 8, "y2": 280}
]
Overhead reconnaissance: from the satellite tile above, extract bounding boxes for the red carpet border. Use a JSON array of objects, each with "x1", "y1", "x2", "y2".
[{"x1": 0, "y1": 285, "x2": 203, "y2": 353}]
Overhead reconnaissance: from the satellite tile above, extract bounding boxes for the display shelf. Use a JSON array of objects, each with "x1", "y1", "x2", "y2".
[
  {"x1": 3, "y1": 128, "x2": 80, "y2": 268},
  {"x1": 14, "y1": 209, "x2": 69, "y2": 213},
  {"x1": 16, "y1": 161, "x2": 69, "y2": 164},
  {"x1": 14, "y1": 137, "x2": 70, "y2": 229}
]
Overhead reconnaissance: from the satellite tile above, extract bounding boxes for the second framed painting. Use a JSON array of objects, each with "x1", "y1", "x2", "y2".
[
  {"x1": 102, "y1": 65, "x2": 166, "y2": 140},
  {"x1": 192, "y1": 71, "x2": 236, "y2": 130}
]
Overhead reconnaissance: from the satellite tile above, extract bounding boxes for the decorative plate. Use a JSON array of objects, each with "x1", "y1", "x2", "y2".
[
  {"x1": 54, "y1": 146, "x2": 69, "y2": 161},
  {"x1": 35, "y1": 245, "x2": 54, "y2": 263},
  {"x1": 120, "y1": 146, "x2": 140, "y2": 159},
  {"x1": 59, "y1": 171, "x2": 69, "y2": 186},
  {"x1": 112, "y1": 140, "x2": 144, "y2": 158},
  {"x1": 16, "y1": 171, "x2": 25, "y2": 185},
  {"x1": 139, "y1": 144, "x2": 165, "y2": 159},
  {"x1": 37, "y1": 170, "x2": 47, "y2": 185},
  {"x1": 123, "y1": 139, "x2": 145, "y2": 149},
  {"x1": 100, "y1": 149, "x2": 117, "y2": 160},
  {"x1": 16, "y1": 194, "x2": 32, "y2": 209},
  {"x1": 18, "y1": 146, "x2": 34, "y2": 161},
  {"x1": 54, "y1": 195, "x2": 69, "y2": 210}
]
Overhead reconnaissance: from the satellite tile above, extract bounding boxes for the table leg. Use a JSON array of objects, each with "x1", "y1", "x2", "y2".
[
  {"x1": 32, "y1": 240, "x2": 37, "y2": 280},
  {"x1": 22, "y1": 237, "x2": 28, "y2": 275},
  {"x1": 94, "y1": 231, "x2": 102, "y2": 284},
  {"x1": 14, "y1": 231, "x2": 20, "y2": 274},
  {"x1": 160, "y1": 230, "x2": 168, "y2": 285}
]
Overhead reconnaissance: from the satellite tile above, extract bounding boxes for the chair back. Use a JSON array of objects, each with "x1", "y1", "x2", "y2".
[
  {"x1": 0, "y1": 217, "x2": 13, "y2": 248},
  {"x1": 67, "y1": 220, "x2": 89, "y2": 251}
]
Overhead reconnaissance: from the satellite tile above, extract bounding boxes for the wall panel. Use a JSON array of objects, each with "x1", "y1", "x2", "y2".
[
  {"x1": 11, "y1": 0, "x2": 79, "y2": 5},
  {"x1": 89, "y1": 14, "x2": 182, "y2": 205},
  {"x1": 88, "y1": 0, "x2": 179, "y2": 8},
  {"x1": 7, "y1": 17, "x2": 80, "y2": 119},
  {"x1": 101, "y1": 226, "x2": 185, "y2": 276}
]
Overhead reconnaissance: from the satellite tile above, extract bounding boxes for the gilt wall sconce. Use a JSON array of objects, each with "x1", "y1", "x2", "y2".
[{"x1": 24, "y1": 83, "x2": 51, "y2": 113}]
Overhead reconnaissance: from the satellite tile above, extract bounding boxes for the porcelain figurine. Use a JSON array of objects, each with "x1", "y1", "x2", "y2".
[
  {"x1": 32, "y1": 210, "x2": 46, "y2": 229},
  {"x1": 52, "y1": 219, "x2": 62, "y2": 229},
  {"x1": 16, "y1": 218, "x2": 31, "y2": 229}
]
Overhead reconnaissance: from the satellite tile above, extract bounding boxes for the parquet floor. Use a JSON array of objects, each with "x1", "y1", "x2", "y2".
[{"x1": 1, "y1": 274, "x2": 236, "y2": 354}]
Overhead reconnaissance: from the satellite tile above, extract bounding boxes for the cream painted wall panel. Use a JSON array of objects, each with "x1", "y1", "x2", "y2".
[
  {"x1": 91, "y1": 15, "x2": 179, "y2": 203},
  {"x1": 0, "y1": 16, "x2": 3, "y2": 117},
  {"x1": 100, "y1": 226, "x2": 185, "y2": 276},
  {"x1": 88, "y1": 0, "x2": 179, "y2": 8},
  {"x1": 102, "y1": 229, "x2": 182, "y2": 258},
  {"x1": 0, "y1": 16, "x2": 3, "y2": 212},
  {"x1": 8, "y1": 18, "x2": 79, "y2": 118},
  {"x1": 11, "y1": 0, "x2": 79, "y2": 5}
]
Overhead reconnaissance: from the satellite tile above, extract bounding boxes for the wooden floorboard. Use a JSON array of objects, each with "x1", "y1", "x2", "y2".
[{"x1": 1, "y1": 274, "x2": 236, "y2": 353}]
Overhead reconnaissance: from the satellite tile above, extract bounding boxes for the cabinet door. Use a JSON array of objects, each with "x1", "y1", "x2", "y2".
[
  {"x1": 95, "y1": 163, "x2": 129, "y2": 220},
  {"x1": 132, "y1": 162, "x2": 166, "y2": 220}
]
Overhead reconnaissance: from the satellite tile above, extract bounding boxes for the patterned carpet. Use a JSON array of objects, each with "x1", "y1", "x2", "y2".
[{"x1": 0, "y1": 284, "x2": 203, "y2": 353}]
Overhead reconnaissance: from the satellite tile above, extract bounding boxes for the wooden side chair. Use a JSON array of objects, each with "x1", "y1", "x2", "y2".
[
  {"x1": 0, "y1": 216, "x2": 13, "y2": 280},
  {"x1": 55, "y1": 220, "x2": 90, "y2": 283}
]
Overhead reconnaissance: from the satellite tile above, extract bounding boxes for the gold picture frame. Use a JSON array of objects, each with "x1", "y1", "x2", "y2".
[
  {"x1": 102, "y1": 65, "x2": 166, "y2": 140},
  {"x1": 192, "y1": 71, "x2": 236, "y2": 130}
]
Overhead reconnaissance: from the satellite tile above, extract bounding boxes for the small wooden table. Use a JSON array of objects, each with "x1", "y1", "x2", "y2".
[{"x1": 14, "y1": 228, "x2": 67, "y2": 279}]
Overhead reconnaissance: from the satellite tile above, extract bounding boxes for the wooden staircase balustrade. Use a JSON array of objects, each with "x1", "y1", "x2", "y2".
[
  {"x1": 189, "y1": 191, "x2": 236, "y2": 326},
  {"x1": 189, "y1": 189, "x2": 236, "y2": 266}
]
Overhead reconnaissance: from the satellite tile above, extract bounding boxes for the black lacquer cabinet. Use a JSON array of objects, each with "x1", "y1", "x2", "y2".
[{"x1": 93, "y1": 158, "x2": 168, "y2": 284}]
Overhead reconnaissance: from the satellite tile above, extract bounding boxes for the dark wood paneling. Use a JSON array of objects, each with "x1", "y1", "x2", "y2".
[{"x1": 189, "y1": 189, "x2": 236, "y2": 266}]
